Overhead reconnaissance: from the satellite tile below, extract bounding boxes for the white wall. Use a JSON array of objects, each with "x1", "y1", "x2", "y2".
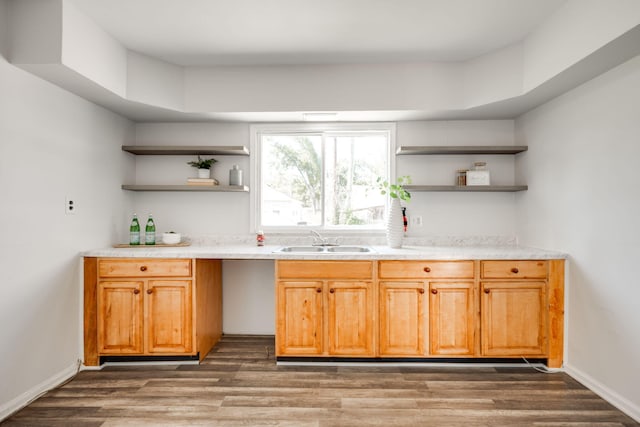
[
  {"x1": 131, "y1": 120, "x2": 519, "y2": 334},
  {"x1": 515, "y1": 55, "x2": 640, "y2": 420},
  {"x1": 0, "y1": 0, "x2": 134, "y2": 415},
  {"x1": 397, "y1": 120, "x2": 518, "y2": 238}
]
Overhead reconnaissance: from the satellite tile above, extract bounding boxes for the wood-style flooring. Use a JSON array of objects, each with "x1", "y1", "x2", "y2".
[{"x1": 2, "y1": 336, "x2": 638, "y2": 426}]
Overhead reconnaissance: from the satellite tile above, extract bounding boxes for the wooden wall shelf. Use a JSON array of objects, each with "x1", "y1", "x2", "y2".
[
  {"x1": 396, "y1": 146, "x2": 528, "y2": 155},
  {"x1": 122, "y1": 145, "x2": 250, "y2": 156},
  {"x1": 404, "y1": 185, "x2": 528, "y2": 193},
  {"x1": 122, "y1": 185, "x2": 249, "y2": 192}
]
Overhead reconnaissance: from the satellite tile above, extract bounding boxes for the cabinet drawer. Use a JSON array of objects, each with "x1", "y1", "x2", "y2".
[
  {"x1": 378, "y1": 261, "x2": 474, "y2": 279},
  {"x1": 481, "y1": 260, "x2": 548, "y2": 279},
  {"x1": 277, "y1": 261, "x2": 373, "y2": 279},
  {"x1": 99, "y1": 259, "x2": 192, "y2": 278}
]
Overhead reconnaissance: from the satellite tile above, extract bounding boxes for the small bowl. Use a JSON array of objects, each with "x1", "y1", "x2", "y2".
[{"x1": 162, "y1": 232, "x2": 181, "y2": 245}]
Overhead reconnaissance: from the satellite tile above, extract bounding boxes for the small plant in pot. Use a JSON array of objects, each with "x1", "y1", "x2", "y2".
[{"x1": 188, "y1": 156, "x2": 217, "y2": 178}]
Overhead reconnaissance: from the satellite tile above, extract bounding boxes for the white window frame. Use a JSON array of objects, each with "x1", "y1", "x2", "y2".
[{"x1": 250, "y1": 122, "x2": 396, "y2": 234}]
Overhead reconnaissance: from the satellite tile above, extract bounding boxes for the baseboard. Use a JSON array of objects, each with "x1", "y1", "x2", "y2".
[
  {"x1": 0, "y1": 362, "x2": 79, "y2": 422},
  {"x1": 565, "y1": 363, "x2": 640, "y2": 423}
]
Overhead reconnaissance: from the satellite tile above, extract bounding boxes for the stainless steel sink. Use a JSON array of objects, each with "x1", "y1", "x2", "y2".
[
  {"x1": 277, "y1": 246, "x2": 325, "y2": 252},
  {"x1": 326, "y1": 246, "x2": 372, "y2": 253},
  {"x1": 275, "y1": 245, "x2": 373, "y2": 253}
]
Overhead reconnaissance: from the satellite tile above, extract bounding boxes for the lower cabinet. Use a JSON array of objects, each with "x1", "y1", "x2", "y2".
[
  {"x1": 276, "y1": 281, "x2": 324, "y2": 355},
  {"x1": 480, "y1": 281, "x2": 547, "y2": 357},
  {"x1": 84, "y1": 258, "x2": 222, "y2": 366},
  {"x1": 98, "y1": 279, "x2": 193, "y2": 354},
  {"x1": 276, "y1": 259, "x2": 565, "y2": 367},
  {"x1": 379, "y1": 282, "x2": 425, "y2": 356},
  {"x1": 429, "y1": 281, "x2": 475, "y2": 356},
  {"x1": 276, "y1": 261, "x2": 375, "y2": 357}
]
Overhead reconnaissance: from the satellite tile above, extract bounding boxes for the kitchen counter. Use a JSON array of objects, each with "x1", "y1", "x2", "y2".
[{"x1": 82, "y1": 244, "x2": 567, "y2": 260}]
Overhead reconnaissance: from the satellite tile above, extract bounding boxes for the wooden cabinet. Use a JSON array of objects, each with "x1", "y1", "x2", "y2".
[
  {"x1": 378, "y1": 261, "x2": 475, "y2": 357},
  {"x1": 276, "y1": 261, "x2": 375, "y2": 357},
  {"x1": 277, "y1": 281, "x2": 323, "y2": 355},
  {"x1": 85, "y1": 258, "x2": 222, "y2": 366},
  {"x1": 327, "y1": 281, "x2": 374, "y2": 356},
  {"x1": 97, "y1": 279, "x2": 193, "y2": 355},
  {"x1": 480, "y1": 281, "x2": 546, "y2": 356},
  {"x1": 97, "y1": 281, "x2": 144, "y2": 354},
  {"x1": 379, "y1": 281, "x2": 425, "y2": 356},
  {"x1": 480, "y1": 260, "x2": 551, "y2": 357},
  {"x1": 145, "y1": 280, "x2": 193, "y2": 353},
  {"x1": 429, "y1": 281, "x2": 475, "y2": 356}
]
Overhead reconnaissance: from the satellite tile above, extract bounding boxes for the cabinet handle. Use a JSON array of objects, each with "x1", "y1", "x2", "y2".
[
  {"x1": 484, "y1": 288, "x2": 490, "y2": 294},
  {"x1": 133, "y1": 289, "x2": 140, "y2": 295},
  {"x1": 329, "y1": 288, "x2": 335, "y2": 294},
  {"x1": 316, "y1": 288, "x2": 322, "y2": 293},
  {"x1": 423, "y1": 267, "x2": 431, "y2": 273},
  {"x1": 430, "y1": 289, "x2": 437, "y2": 294},
  {"x1": 140, "y1": 266, "x2": 148, "y2": 271},
  {"x1": 418, "y1": 288, "x2": 425, "y2": 294},
  {"x1": 147, "y1": 289, "x2": 153, "y2": 294},
  {"x1": 511, "y1": 267, "x2": 519, "y2": 274}
]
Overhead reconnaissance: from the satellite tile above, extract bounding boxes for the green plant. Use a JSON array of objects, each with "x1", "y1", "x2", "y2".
[
  {"x1": 377, "y1": 175, "x2": 412, "y2": 202},
  {"x1": 187, "y1": 155, "x2": 217, "y2": 170}
]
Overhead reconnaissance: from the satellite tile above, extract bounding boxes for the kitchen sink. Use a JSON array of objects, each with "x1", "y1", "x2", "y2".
[
  {"x1": 275, "y1": 245, "x2": 373, "y2": 253},
  {"x1": 277, "y1": 246, "x2": 325, "y2": 252},
  {"x1": 326, "y1": 246, "x2": 372, "y2": 253}
]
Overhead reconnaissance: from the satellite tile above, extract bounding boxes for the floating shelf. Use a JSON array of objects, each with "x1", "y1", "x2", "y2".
[
  {"x1": 122, "y1": 185, "x2": 249, "y2": 192},
  {"x1": 396, "y1": 145, "x2": 528, "y2": 155},
  {"x1": 404, "y1": 185, "x2": 528, "y2": 192},
  {"x1": 122, "y1": 145, "x2": 250, "y2": 156}
]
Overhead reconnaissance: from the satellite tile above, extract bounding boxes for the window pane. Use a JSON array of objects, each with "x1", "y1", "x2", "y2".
[
  {"x1": 261, "y1": 135, "x2": 322, "y2": 226},
  {"x1": 325, "y1": 134, "x2": 388, "y2": 227}
]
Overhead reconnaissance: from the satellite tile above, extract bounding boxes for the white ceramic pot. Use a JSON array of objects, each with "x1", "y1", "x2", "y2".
[
  {"x1": 197, "y1": 168, "x2": 210, "y2": 178},
  {"x1": 385, "y1": 198, "x2": 404, "y2": 248}
]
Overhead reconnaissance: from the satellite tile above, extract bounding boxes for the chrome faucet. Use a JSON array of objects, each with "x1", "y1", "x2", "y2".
[
  {"x1": 310, "y1": 230, "x2": 328, "y2": 246},
  {"x1": 310, "y1": 230, "x2": 340, "y2": 246}
]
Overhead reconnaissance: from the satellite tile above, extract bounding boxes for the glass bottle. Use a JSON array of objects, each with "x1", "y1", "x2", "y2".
[
  {"x1": 229, "y1": 164, "x2": 243, "y2": 186},
  {"x1": 129, "y1": 214, "x2": 140, "y2": 245},
  {"x1": 145, "y1": 214, "x2": 156, "y2": 245}
]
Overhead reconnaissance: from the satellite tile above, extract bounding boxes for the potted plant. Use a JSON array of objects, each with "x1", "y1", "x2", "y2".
[
  {"x1": 377, "y1": 176, "x2": 411, "y2": 248},
  {"x1": 188, "y1": 155, "x2": 217, "y2": 179}
]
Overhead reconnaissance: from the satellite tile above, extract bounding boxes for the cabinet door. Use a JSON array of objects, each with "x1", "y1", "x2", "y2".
[
  {"x1": 379, "y1": 282, "x2": 425, "y2": 356},
  {"x1": 145, "y1": 280, "x2": 193, "y2": 354},
  {"x1": 327, "y1": 281, "x2": 374, "y2": 356},
  {"x1": 98, "y1": 281, "x2": 144, "y2": 354},
  {"x1": 481, "y1": 281, "x2": 546, "y2": 356},
  {"x1": 429, "y1": 282, "x2": 475, "y2": 356},
  {"x1": 276, "y1": 281, "x2": 324, "y2": 356}
]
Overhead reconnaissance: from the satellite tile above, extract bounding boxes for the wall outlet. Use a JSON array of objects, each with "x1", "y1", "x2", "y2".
[
  {"x1": 410, "y1": 215, "x2": 422, "y2": 226},
  {"x1": 65, "y1": 197, "x2": 76, "y2": 215}
]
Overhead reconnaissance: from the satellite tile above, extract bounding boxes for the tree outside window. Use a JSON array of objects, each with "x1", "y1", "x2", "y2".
[{"x1": 258, "y1": 129, "x2": 390, "y2": 230}]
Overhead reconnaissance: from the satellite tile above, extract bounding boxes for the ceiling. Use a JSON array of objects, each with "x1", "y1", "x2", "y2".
[{"x1": 69, "y1": 0, "x2": 565, "y2": 67}]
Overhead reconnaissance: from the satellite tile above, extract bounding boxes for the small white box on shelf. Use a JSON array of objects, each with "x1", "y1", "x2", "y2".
[{"x1": 466, "y1": 170, "x2": 491, "y2": 186}]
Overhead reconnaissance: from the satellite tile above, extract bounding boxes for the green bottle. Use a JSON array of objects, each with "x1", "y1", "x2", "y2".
[
  {"x1": 129, "y1": 214, "x2": 140, "y2": 245},
  {"x1": 145, "y1": 214, "x2": 156, "y2": 245}
]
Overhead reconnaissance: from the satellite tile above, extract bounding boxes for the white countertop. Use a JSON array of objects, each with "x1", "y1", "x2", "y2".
[{"x1": 82, "y1": 244, "x2": 567, "y2": 260}]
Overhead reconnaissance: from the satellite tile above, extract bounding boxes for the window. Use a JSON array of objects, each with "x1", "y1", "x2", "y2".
[{"x1": 251, "y1": 123, "x2": 394, "y2": 232}]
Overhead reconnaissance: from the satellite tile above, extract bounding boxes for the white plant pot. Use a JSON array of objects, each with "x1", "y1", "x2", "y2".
[
  {"x1": 197, "y1": 168, "x2": 210, "y2": 179},
  {"x1": 386, "y1": 198, "x2": 404, "y2": 248}
]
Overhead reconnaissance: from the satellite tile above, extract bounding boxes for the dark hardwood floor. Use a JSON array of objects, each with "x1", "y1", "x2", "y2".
[{"x1": 2, "y1": 336, "x2": 638, "y2": 426}]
